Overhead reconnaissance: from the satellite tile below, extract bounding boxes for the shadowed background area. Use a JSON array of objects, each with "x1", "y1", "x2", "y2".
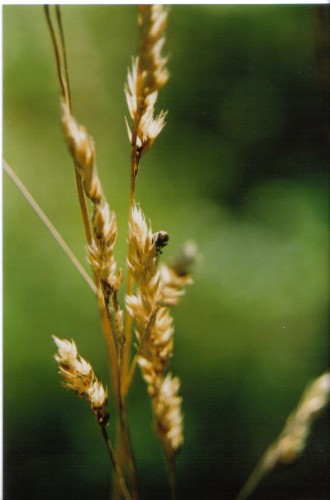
[{"x1": 3, "y1": 5, "x2": 329, "y2": 499}]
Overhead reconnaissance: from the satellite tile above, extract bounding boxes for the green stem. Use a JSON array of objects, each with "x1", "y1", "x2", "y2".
[{"x1": 100, "y1": 424, "x2": 132, "y2": 500}]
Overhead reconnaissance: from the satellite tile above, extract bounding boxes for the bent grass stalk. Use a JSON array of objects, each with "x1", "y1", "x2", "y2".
[
  {"x1": 44, "y1": 6, "x2": 91, "y2": 249},
  {"x1": 3, "y1": 159, "x2": 96, "y2": 294}
]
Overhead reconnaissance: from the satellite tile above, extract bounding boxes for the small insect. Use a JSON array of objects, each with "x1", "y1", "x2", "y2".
[{"x1": 153, "y1": 231, "x2": 169, "y2": 256}]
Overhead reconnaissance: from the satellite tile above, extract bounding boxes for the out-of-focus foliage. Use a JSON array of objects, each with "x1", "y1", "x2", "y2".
[{"x1": 3, "y1": 5, "x2": 329, "y2": 499}]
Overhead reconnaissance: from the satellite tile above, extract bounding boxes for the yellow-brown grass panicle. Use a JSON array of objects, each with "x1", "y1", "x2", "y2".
[
  {"x1": 127, "y1": 203, "x2": 160, "y2": 304},
  {"x1": 125, "y1": 206, "x2": 194, "y2": 390},
  {"x1": 138, "y1": 5, "x2": 169, "y2": 94},
  {"x1": 131, "y1": 292, "x2": 183, "y2": 460},
  {"x1": 125, "y1": 204, "x2": 162, "y2": 366},
  {"x1": 236, "y1": 371, "x2": 330, "y2": 500},
  {"x1": 53, "y1": 335, "x2": 131, "y2": 500},
  {"x1": 138, "y1": 358, "x2": 184, "y2": 458},
  {"x1": 89, "y1": 202, "x2": 123, "y2": 298},
  {"x1": 125, "y1": 5, "x2": 169, "y2": 174},
  {"x1": 89, "y1": 200, "x2": 124, "y2": 355},
  {"x1": 61, "y1": 98, "x2": 102, "y2": 204},
  {"x1": 53, "y1": 336, "x2": 109, "y2": 426},
  {"x1": 137, "y1": 307, "x2": 174, "y2": 382},
  {"x1": 154, "y1": 373, "x2": 184, "y2": 458},
  {"x1": 125, "y1": 202, "x2": 184, "y2": 462},
  {"x1": 126, "y1": 204, "x2": 177, "y2": 364},
  {"x1": 61, "y1": 97, "x2": 123, "y2": 318}
]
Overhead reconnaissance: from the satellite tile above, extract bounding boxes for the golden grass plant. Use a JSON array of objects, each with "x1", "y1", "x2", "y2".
[
  {"x1": 3, "y1": 5, "x2": 329, "y2": 499},
  {"x1": 46, "y1": 5, "x2": 190, "y2": 499}
]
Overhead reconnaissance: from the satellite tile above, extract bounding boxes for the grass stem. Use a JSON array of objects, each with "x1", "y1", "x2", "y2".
[
  {"x1": 3, "y1": 160, "x2": 96, "y2": 294},
  {"x1": 167, "y1": 454, "x2": 177, "y2": 500},
  {"x1": 100, "y1": 424, "x2": 132, "y2": 500}
]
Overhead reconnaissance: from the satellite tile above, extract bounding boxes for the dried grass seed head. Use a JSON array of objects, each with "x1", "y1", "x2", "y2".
[
  {"x1": 88, "y1": 380, "x2": 108, "y2": 409},
  {"x1": 61, "y1": 99, "x2": 102, "y2": 203},
  {"x1": 54, "y1": 335, "x2": 78, "y2": 363},
  {"x1": 53, "y1": 336, "x2": 109, "y2": 423},
  {"x1": 125, "y1": 66, "x2": 167, "y2": 155},
  {"x1": 127, "y1": 204, "x2": 158, "y2": 285},
  {"x1": 125, "y1": 5, "x2": 169, "y2": 157},
  {"x1": 261, "y1": 371, "x2": 330, "y2": 469},
  {"x1": 138, "y1": 5, "x2": 169, "y2": 94},
  {"x1": 137, "y1": 306, "x2": 174, "y2": 375},
  {"x1": 89, "y1": 202, "x2": 123, "y2": 292},
  {"x1": 154, "y1": 373, "x2": 184, "y2": 457}
]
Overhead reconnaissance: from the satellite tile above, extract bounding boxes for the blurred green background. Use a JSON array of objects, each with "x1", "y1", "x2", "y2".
[{"x1": 3, "y1": 5, "x2": 329, "y2": 499}]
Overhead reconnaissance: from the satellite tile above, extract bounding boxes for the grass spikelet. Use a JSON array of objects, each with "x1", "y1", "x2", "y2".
[
  {"x1": 52, "y1": 333, "x2": 131, "y2": 499},
  {"x1": 125, "y1": 5, "x2": 169, "y2": 174},
  {"x1": 154, "y1": 373, "x2": 184, "y2": 457},
  {"x1": 61, "y1": 99, "x2": 101, "y2": 204},
  {"x1": 61, "y1": 97, "x2": 122, "y2": 328},
  {"x1": 138, "y1": 307, "x2": 174, "y2": 378},
  {"x1": 138, "y1": 5, "x2": 169, "y2": 94},
  {"x1": 127, "y1": 203, "x2": 158, "y2": 288},
  {"x1": 53, "y1": 335, "x2": 109, "y2": 425},
  {"x1": 126, "y1": 201, "x2": 184, "y2": 492},
  {"x1": 89, "y1": 203, "x2": 123, "y2": 295}
]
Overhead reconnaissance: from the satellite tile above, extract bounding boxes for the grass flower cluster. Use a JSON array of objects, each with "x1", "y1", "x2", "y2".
[
  {"x1": 53, "y1": 336, "x2": 109, "y2": 426},
  {"x1": 47, "y1": 5, "x2": 190, "y2": 499},
  {"x1": 4, "y1": 5, "x2": 329, "y2": 500}
]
